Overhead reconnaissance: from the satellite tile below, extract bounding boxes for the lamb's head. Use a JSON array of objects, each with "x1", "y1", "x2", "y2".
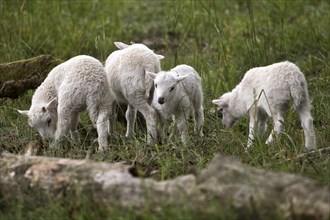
[
  {"x1": 212, "y1": 92, "x2": 238, "y2": 128},
  {"x1": 18, "y1": 98, "x2": 58, "y2": 141},
  {"x1": 147, "y1": 71, "x2": 188, "y2": 105}
]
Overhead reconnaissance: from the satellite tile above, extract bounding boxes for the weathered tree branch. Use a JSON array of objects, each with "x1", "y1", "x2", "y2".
[
  {"x1": 0, "y1": 55, "x2": 62, "y2": 98},
  {"x1": 0, "y1": 152, "x2": 328, "y2": 219},
  {"x1": 287, "y1": 147, "x2": 330, "y2": 161}
]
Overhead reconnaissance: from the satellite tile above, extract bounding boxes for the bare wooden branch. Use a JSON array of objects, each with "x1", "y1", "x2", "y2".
[{"x1": 287, "y1": 147, "x2": 330, "y2": 161}]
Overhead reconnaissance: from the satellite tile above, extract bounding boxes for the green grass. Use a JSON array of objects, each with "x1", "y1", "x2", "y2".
[{"x1": 0, "y1": 0, "x2": 329, "y2": 219}]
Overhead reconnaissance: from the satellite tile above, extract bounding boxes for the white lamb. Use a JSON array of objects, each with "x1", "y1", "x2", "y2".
[
  {"x1": 212, "y1": 61, "x2": 316, "y2": 151},
  {"x1": 147, "y1": 64, "x2": 204, "y2": 143},
  {"x1": 105, "y1": 42, "x2": 164, "y2": 143},
  {"x1": 18, "y1": 55, "x2": 113, "y2": 151}
]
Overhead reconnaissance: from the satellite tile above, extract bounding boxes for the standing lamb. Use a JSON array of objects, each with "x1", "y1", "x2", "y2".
[
  {"x1": 18, "y1": 55, "x2": 113, "y2": 151},
  {"x1": 105, "y1": 42, "x2": 164, "y2": 143},
  {"x1": 212, "y1": 61, "x2": 316, "y2": 151},
  {"x1": 147, "y1": 64, "x2": 204, "y2": 143}
]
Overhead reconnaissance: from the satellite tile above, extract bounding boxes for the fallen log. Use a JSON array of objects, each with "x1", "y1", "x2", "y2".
[
  {"x1": 0, "y1": 152, "x2": 328, "y2": 219},
  {"x1": 0, "y1": 55, "x2": 62, "y2": 98}
]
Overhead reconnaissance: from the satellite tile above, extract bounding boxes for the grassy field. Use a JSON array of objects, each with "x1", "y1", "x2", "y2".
[{"x1": 0, "y1": 0, "x2": 329, "y2": 219}]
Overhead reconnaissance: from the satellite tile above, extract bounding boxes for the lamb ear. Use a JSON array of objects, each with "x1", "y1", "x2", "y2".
[
  {"x1": 146, "y1": 71, "x2": 157, "y2": 80},
  {"x1": 156, "y1": 54, "x2": 164, "y2": 60},
  {"x1": 212, "y1": 99, "x2": 228, "y2": 108},
  {"x1": 114, "y1": 42, "x2": 129, "y2": 49},
  {"x1": 18, "y1": 110, "x2": 29, "y2": 117},
  {"x1": 212, "y1": 99, "x2": 221, "y2": 106},
  {"x1": 175, "y1": 75, "x2": 188, "y2": 83},
  {"x1": 46, "y1": 98, "x2": 58, "y2": 111}
]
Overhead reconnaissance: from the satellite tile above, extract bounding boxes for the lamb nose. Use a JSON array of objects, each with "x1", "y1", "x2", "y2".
[{"x1": 158, "y1": 97, "x2": 165, "y2": 104}]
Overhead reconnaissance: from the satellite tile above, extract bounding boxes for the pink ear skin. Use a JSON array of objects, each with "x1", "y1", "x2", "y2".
[
  {"x1": 212, "y1": 99, "x2": 228, "y2": 108},
  {"x1": 46, "y1": 98, "x2": 58, "y2": 112},
  {"x1": 156, "y1": 54, "x2": 164, "y2": 60},
  {"x1": 146, "y1": 71, "x2": 157, "y2": 80},
  {"x1": 212, "y1": 99, "x2": 221, "y2": 106},
  {"x1": 175, "y1": 75, "x2": 188, "y2": 83},
  {"x1": 114, "y1": 42, "x2": 130, "y2": 50}
]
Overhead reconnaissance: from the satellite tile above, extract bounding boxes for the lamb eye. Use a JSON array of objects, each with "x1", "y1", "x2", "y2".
[
  {"x1": 169, "y1": 87, "x2": 174, "y2": 92},
  {"x1": 47, "y1": 118, "x2": 52, "y2": 126},
  {"x1": 155, "y1": 84, "x2": 157, "y2": 88},
  {"x1": 220, "y1": 108, "x2": 223, "y2": 112}
]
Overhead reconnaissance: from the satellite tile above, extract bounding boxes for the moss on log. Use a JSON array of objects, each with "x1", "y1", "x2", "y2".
[{"x1": 0, "y1": 55, "x2": 62, "y2": 98}]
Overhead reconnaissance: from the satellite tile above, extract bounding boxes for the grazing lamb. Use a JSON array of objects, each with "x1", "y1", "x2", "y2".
[
  {"x1": 105, "y1": 42, "x2": 164, "y2": 143},
  {"x1": 147, "y1": 64, "x2": 204, "y2": 143},
  {"x1": 18, "y1": 55, "x2": 113, "y2": 151},
  {"x1": 212, "y1": 61, "x2": 316, "y2": 151}
]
